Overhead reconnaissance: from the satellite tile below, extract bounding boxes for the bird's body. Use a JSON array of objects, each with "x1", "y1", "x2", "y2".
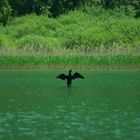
[{"x1": 56, "y1": 70, "x2": 84, "y2": 87}]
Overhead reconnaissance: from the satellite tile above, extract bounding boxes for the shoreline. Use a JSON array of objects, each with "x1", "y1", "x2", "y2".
[{"x1": 0, "y1": 65, "x2": 140, "y2": 70}]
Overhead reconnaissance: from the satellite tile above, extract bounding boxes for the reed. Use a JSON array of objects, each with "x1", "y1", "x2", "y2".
[
  {"x1": 0, "y1": 47, "x2": 140, "y2": 69},
  {"x1": 0, "y1": 54, "x2": 140, "y2": 69}
]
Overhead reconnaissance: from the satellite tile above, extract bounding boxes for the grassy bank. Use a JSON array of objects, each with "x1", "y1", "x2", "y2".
[
  {"x1": 0, "y1": 54, "x2": 140, "y2": 69},
  {"x1": 0, "y1": 47, "x2": 140, "y2": 69},
  {"x1": 0, "y1": 45, "x2": 140, "y2": 69}
]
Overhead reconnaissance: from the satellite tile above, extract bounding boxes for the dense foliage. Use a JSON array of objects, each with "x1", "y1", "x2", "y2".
[
  {"x1": 0, "y1": 7, "x2": 140, "y2": 52},
  {"x1": 0, "y1": 0, "x2": 140, "y2": 26}
]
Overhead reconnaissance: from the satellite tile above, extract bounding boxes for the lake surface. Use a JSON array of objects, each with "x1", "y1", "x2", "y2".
[{"x1": 0, "y1": 70, "x2": 140, "y2": 140}]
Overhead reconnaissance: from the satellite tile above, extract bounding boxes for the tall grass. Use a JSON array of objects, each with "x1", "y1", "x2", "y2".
[{"x1": 0, "y1": 54, "x2": 140, "y2": 69}]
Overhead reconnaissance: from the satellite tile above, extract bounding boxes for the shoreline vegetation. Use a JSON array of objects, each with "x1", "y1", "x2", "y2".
[
  {"x1": 0, "y1": 46, "x2": 140, "y2": 70},
  {"x1": 0, "y1": 6, "x2": 140, "y2": 69},
  {"x1": 0, "y1": 64, "x2": 140, "y2": 70},
  {"x1": 0, "y1": 48, "x2": 140, "y2": 70}
]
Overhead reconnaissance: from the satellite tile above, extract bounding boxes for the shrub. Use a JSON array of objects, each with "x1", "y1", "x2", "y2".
[{"x1": 0, "y1": 7, "x2": 140, "y2": 52}]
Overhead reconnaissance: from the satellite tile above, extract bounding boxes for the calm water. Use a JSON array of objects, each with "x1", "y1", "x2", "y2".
[{"x1": 0, "y1": 70, "x2": 140, "y2": 140}]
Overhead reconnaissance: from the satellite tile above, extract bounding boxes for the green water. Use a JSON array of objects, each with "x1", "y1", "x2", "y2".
[{"x1": 0, "y1": 70, "x2": 140, "y2": 140}]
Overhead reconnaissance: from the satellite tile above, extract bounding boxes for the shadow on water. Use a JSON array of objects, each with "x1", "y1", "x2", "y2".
[{"x1": 0, "y1": 70, "x2": 140, "y2": 140}]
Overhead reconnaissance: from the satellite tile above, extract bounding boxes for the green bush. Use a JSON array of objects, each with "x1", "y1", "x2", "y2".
[
  {"x1": 0, "y1": 34, "x2": 14, "y2": 48},
  {"x1": 16, "y1": 35, "x2": 61, "y2": 51},
  {"x1": 0, "y1": 7, "x2": 140, "y2": 52}
]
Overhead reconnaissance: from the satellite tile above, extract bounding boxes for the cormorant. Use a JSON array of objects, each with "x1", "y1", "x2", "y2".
[{"x1": 56, "y1": 69, "x2": 84, "y2": 87}]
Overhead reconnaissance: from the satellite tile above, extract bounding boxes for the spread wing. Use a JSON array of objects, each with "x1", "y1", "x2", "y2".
[
  {"x1": 56, "y1": 74, "x2": 67, "y2": 80},
  {"x1": 72, "y1": 72, "x2": 84, "y2": 80}
]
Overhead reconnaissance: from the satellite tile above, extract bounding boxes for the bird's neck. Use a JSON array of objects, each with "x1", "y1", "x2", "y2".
[{"x1": 69, "y1": 71, "x2": 72, "y2": 75}]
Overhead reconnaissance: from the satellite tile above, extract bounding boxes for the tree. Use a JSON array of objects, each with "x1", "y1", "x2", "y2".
[
  {"x1": 50, "y1": 0, "x2": 63, "y2": 17},
  {"x1": 1, "y1": 0, "x2": 140, "y2": 19},
  {"x1": 0, "y1": 0, "x2": 12, "y2": 26}
]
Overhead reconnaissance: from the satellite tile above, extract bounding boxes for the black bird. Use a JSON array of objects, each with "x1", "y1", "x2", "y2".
[{"x1": 56, "y1": 69, "x2": 84, "y2": 87}]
